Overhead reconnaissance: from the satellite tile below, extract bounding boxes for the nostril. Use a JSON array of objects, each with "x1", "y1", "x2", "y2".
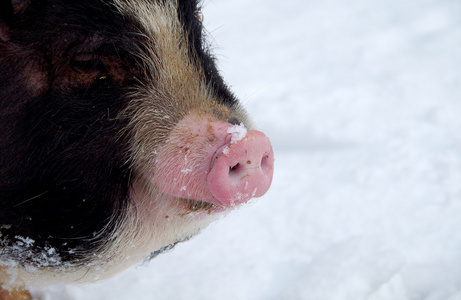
[
  {"x1": 229, "y1": 163, "x2": 242, "y2": 180},
  {"x1": 261, "y1": 153, "x2": 271, "y2": 171},
  {"x1": 229, "y1": 163, "x2": 240, "y2": 173}
]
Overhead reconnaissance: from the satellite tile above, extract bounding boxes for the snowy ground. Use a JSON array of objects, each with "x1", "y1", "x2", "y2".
[{"x1": 33, "y1": 0, "x2": 461, "y2": 299}]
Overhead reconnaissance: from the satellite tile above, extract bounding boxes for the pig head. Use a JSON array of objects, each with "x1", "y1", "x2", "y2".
[{"x1": 0, "y1": 0, "x2": 274, "y2": 290}]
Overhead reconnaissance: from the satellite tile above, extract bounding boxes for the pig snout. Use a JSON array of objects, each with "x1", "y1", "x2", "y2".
[
  {"x1": 152, "y1": 114, "x2": 274, "y2": 207},
  {"x1": 208, "y1": 130, "x2": 274, "y2": 206}
]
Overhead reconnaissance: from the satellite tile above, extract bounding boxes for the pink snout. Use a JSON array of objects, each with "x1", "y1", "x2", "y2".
[
  {"x1": 207, "y1": 130, "x2": 274, "y2": 206},
  {"x1": 152, "y1": 115, "x2": 274, "y2": 208}
]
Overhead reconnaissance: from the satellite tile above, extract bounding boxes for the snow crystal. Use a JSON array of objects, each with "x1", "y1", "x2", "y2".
[
  {"x1": 14, "y1": 235, "x2": 35, "y2": 248},
  {"x1": 222, "y1": 146, "x2": 230, "y2": 155},
  {"x1": 1, "y1": 236, "x2": 64, "y2": 269},
  {"x1": 227, "y1": 123, "x2": 247, "y2": 144},
  {"x1": 180, "y1": 168, "x2": 192, "y2": 174}
]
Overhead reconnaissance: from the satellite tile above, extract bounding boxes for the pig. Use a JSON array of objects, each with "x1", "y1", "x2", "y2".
[{"x1": 0, "y1": 0, "x2": 274, "y2": 298}]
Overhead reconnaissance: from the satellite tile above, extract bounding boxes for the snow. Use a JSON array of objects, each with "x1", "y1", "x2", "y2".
[
  {"x1": 224, "y1": 123, "x2": 247, "y2": 154},
  {"x1": 31, "y1": 0, "x2": 461, "y2": 299},
  {"x1": 227, "y1": 123, "x2": 247, "y2": 144}
]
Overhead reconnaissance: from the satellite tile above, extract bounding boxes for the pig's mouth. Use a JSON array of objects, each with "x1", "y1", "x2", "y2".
[
  {"x1": 176, "y1": 196, "x2": 231, "y2": 214},
  {"x1": 183, "y1": 198, "x2": 217, "y2": 212}
]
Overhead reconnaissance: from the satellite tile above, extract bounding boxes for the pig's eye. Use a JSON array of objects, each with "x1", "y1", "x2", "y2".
[{"x1": 70, "y1": 57, "x2": 108, "y2": 76}]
